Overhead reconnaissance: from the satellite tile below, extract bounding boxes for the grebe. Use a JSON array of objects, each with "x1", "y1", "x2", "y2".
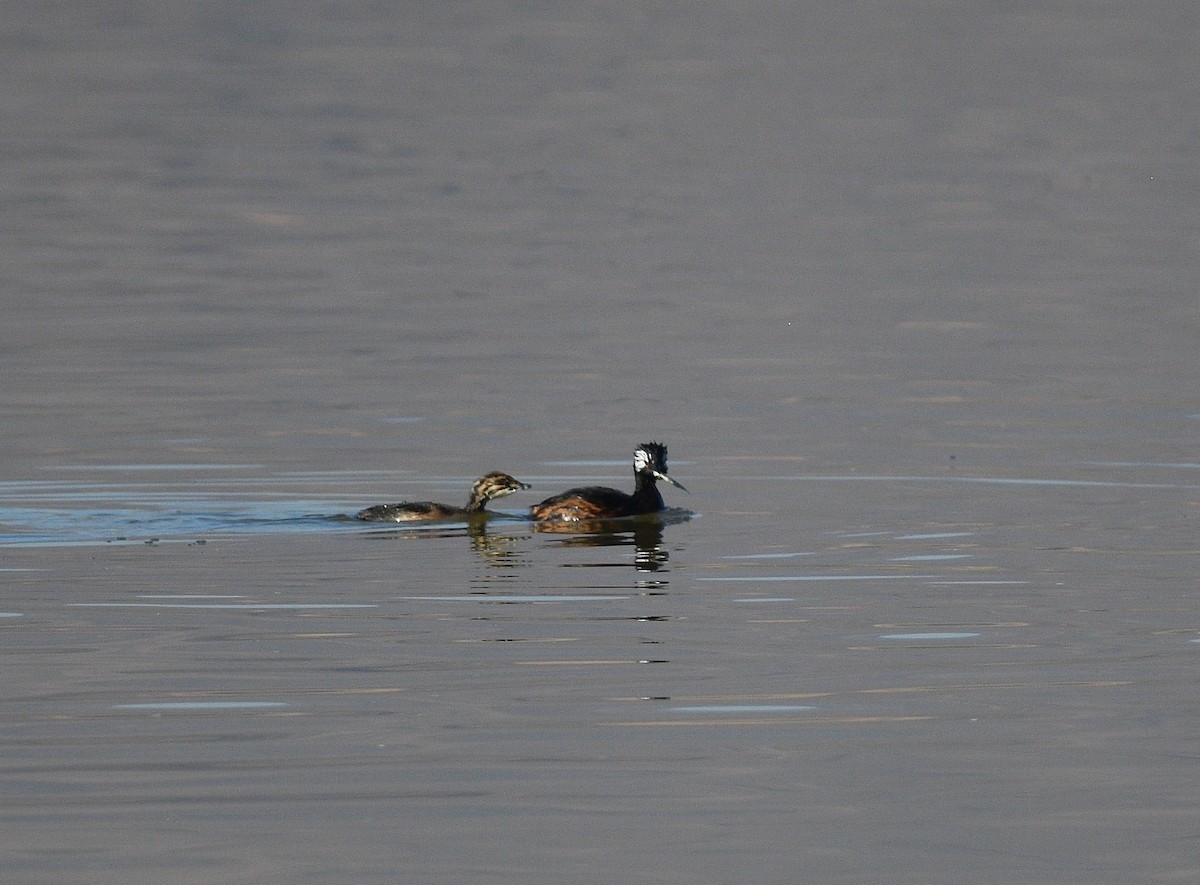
[
  {"x1": 356, "y1": 472, "x2": 530, "y2": 522},
  {"x1": 530, "y1": 442, "x2": 687, "y2": 521}
]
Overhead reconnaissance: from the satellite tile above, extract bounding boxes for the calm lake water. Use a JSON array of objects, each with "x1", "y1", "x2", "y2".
[{"x1": 3, "y1": 2, "x2": 1200, "y2": 883}]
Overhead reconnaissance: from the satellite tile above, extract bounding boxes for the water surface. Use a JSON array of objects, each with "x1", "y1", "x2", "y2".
[{"x1": 4, "y1": 2, "x2": 1200, "y2": 883}]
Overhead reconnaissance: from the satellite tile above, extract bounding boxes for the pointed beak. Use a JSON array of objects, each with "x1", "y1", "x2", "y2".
[
  {"x1": 492, "y1": 481, "x2": 529, "y2": 500},
  {"x1": 654, "y1": 471, "x2": 688, "y2": 493}
]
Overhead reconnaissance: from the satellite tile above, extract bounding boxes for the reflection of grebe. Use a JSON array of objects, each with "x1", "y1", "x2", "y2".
[
  {"x1": 531, "y1": 442, "x2": 686, "y2": 522},
  {"x1": 356, "y1": 472, "x2": 530, "y2": 522}
]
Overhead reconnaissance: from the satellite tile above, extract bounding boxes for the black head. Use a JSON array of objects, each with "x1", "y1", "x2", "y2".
[{"x1": 633, "y1": 442, "x2": 687, "y2": 492}]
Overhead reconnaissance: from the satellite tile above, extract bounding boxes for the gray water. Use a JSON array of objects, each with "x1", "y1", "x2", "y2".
[{"x1": 4, "y1": 3, "x2": 1200, "y2": 883}]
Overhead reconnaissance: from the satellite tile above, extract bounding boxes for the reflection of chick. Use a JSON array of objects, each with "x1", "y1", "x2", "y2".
[{"x1": 356, "y1": 472, "x2": 529, "y2": 522}]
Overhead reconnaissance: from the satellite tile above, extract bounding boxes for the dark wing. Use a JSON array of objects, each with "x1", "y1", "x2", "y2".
[
  {"x1": 530, "y1": 486, "x2": 631, "y2": 521},
  {"x1": 355, "y1": 501, "x2": 456, "y2": 521}
]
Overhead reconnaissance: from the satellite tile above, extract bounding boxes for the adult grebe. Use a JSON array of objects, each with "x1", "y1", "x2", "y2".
[
  {"x1": 530, "y1": 442, "x2": 686, "y2": 521},
  {"x1": 356, "y1": 472, "x2": 530, "y2": 522}
]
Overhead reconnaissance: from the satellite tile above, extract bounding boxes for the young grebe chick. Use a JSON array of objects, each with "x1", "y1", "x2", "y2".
[
  {"x1": 356, "y1": 472, "x2": 530, "y2": 522},
  {"x1": 530, "y1": 442, "x2": 687, "y2": 522}
]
